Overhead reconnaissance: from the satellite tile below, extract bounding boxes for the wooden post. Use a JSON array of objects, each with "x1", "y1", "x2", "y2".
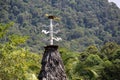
[{"x1": 38, "y1": 45, "x2": 67, "y2": 80}]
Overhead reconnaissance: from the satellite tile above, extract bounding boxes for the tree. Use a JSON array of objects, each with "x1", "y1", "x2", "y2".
[
  {"x1": 100, "y1": 63, "x2": 120, "y2": 80},
  {"x1": 85, "y1": 54, "x2": 103, "y2": 67},
  {"x1": 60, "y1": 48, "x2": 101, "y2": 80},
  {"x1": 0, "y1": 22, "x2": 14, "y2": 38},
  {"x1": 0, "y1": 23, "x2": 42, "y2": 80},
  {"x1": 101, "y1": 42, "x2": 119, "y2": 60},
  {"x1": 59, "y1": 48, "x2": 79, "y2": 80}
]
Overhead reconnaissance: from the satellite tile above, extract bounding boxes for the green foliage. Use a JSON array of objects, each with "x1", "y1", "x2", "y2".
[
  {"x1": 0, "y1": 48, "x2": 41, "y2": 80},
  {"x1": 85, "y1": 54, "x2": 103, "y2": 67},
  {"x1": 0, "y1": 22, "x2": 14, "y2": 38},
  {"x1": 0, "y1": 23, "x2": 42, "y2": 80},
  {"x1": 59, "y1": 48, "x2": 79, "y2": 79},
  {"x1": 60, "y1": 42, "x2": 120, "y2": 80},
  {"x1": 100, "y1": 63, "x2": 120, "y2": 80},
  {"x1": 112, "y1": 49, "x2": 120, "y2": 60},
  {"x1": 86, "y1": 45, "x2": 99, "y2": 54},
  {"x1": 1, "y1": 0, "x2": 120, "y2": 79},
  {"x1": 101, "y1": 42, "x2": 119, "y2": 60},
  {"x1": 0, "y1": 0, "x2": 120, "y2": 52},
  {"x1": 9, "y1": 34, "x2": 29, "y2": 46},
  {"x1": 0, "y1": 23, "x2": 120, "y2": 80}
]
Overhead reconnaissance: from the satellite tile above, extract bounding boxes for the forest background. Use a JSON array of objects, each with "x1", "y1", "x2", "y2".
[{"x1": 0, "y1": 0, "x2": 120, "y2": 80}]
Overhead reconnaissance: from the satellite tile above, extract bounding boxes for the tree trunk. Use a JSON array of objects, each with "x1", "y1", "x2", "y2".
[{"x1": 38, "y1": 45, "x2": 67, "y2": 80}]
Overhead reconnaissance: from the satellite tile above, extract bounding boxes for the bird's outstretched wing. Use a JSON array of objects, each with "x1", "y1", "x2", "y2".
[{"x1": 42, "y1": 30, "x2": 49, "y2": 34}]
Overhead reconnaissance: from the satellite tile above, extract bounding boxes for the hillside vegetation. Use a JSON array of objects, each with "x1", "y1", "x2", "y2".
[
  {"x1": 0, "y1": 23, "x2": 120, "y2": 80},
  {"x1": 0, "y1": 0, "x2": 120, "y2": 52}
]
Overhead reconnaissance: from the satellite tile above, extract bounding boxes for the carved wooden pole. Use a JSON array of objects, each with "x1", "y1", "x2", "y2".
[
  {"x1": 39, "y1": 15, "x2": 66, "y2": 80},
  {"x1": 38, "y1": 45, "x2": 67, "y2": 80}
]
